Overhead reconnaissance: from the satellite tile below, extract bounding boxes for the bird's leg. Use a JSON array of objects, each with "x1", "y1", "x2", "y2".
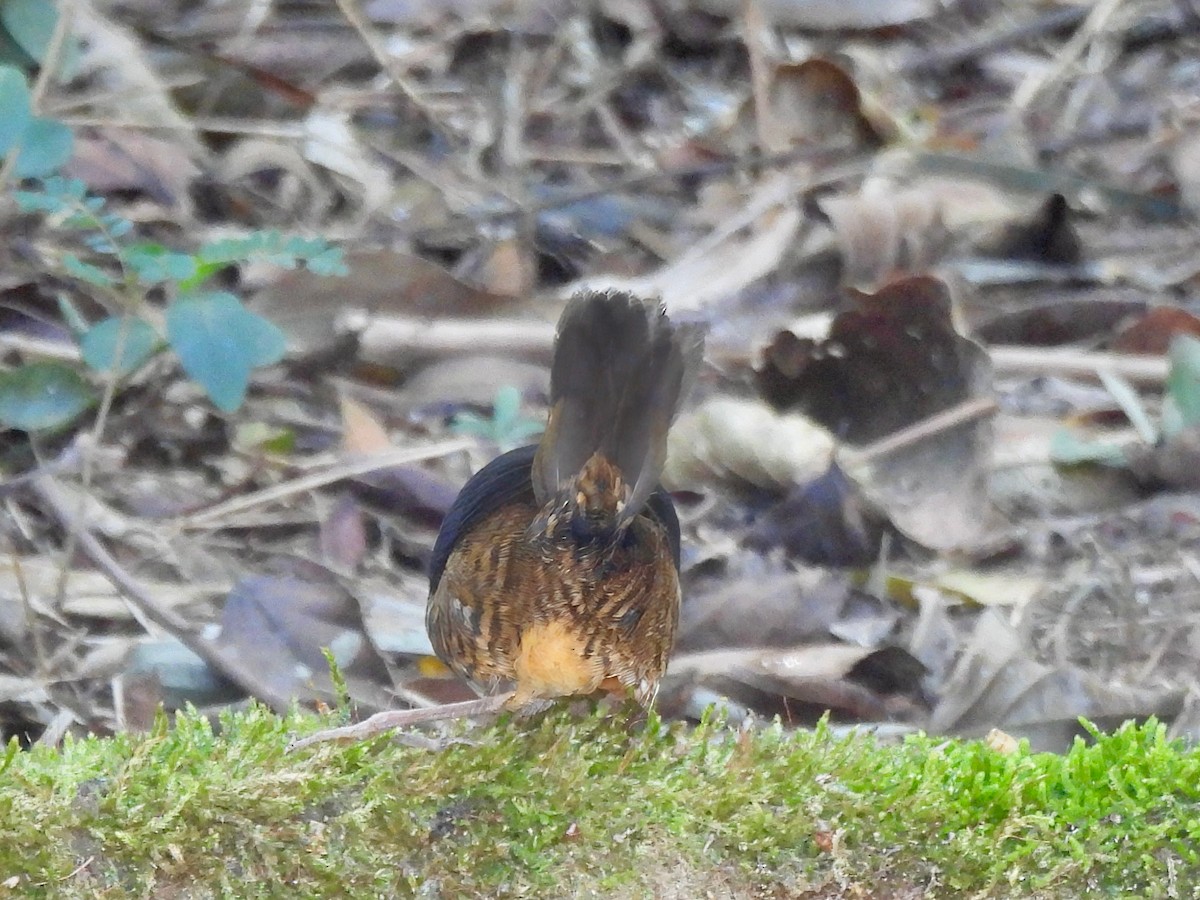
[{"x1": 286, "y1": 692, "x2": 514, "y2": 752}]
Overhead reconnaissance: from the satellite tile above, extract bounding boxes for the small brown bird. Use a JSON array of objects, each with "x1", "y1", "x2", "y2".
[{"x1": 426, "y1": 291, "x2": 704, "y2": 715}]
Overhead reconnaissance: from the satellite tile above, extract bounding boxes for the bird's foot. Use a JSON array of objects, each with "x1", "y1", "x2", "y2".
[{"x1": 286, "y1": 692, "x2": 512, "y2": 752}]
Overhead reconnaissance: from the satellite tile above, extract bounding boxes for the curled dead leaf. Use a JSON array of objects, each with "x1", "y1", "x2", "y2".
[
  {"x1": 766, "y1": 58, "x2": 881, "y2": 153},
  {"x1": 663, "y1": 397, "x2": 835, "y2": 492}
]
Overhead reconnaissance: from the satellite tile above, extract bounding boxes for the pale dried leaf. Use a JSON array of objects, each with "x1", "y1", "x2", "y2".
[
  {"x1": 663, "y1": 397, "x2": 835, "y2": 491},
  {"x1": 340, "y1": 395, "x2": 393, "y2": 455}
]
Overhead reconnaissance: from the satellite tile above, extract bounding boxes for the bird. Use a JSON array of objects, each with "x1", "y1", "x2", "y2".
[{"x1": 425, "y1": 290, "x2": 705, "y2": 715}]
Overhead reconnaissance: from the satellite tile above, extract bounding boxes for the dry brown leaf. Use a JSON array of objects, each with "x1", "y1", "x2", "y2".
[
  {"x1": 215, "y1": 570, "x2": 393, "y2": 709},
  {"x1": 758, "y1": 276, "x2": 994, "y2": 550},
  {"x1": 475, "y1": 237, "x2": 537, "y2": 298},
  {"x1": 64, "y1": 129, "x2": 201, "y2": 211},
  {"x1": 766, "y1": 58, "x2": 880, "y2": 153},
  {"x1": 677, "y1": 569, "x2": 862, "y2": 652},
  {"x1": 666, "y1": 643, "x2": 926, "y2": 723},
  {"x1": 319, "y1": 494, "x2": 369, "y2": 571},
  {"x1": 1112, "y1": 307, "x2": 1200, "y2": 355},
  {"x1": 930, "y1": 608, "x2": 1184, "y2": 751}
]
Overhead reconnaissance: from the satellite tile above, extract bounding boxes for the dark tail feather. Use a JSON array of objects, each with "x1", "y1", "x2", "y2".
[{"x1": 532, "y1": 290, "x2": 704, "y2": 524}]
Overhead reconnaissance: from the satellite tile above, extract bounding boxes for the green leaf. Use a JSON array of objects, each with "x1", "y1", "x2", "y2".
[
  {"x1": 306, "y1": 246, "x2": 348, "y2": 276},
  {"x1": 1, "y1": 0, "x2": 80, "y2": 77},
  {"x1": 0, "y1": 361, "x2": 92, "y2": 430},
  {"x1": 176, "y1": 260, "x2": 226, "y2": 292},
  {"x1": 11, "y1": 116, "x2": 72, "y2": 177},
  {"x1": 14, "y1": 176, "x2": 86, "y2": 213},
  {"x1": 0, "y1": 25, "x2": 33, "y2": 67},
  {"x1": 62, "y1": 253, "x2": 114, "y2": 287},
  {"x1": 81, "y1": 316, "x2": 158, "y2": 376},
  {"x1": 125, "y1": 244, "x2": 198, "y2": 285},
  {"x1": 1166, "y1": 334, "x2": 1200, "y2": 436},
  {"x1": 451, "y1": 385, "x2": 543, "y2": 450},
  {"x1": 238, "y1": 308, "x2": 287, "y2": 368},
  {"x1": 196, "y1": 232, "x2": 346, "y2": 275},
  {"x1": 55, "y1": 293, "x2": 88, "y2": 336},
  {"x1": 0, "y1": 65, "x2": 31, "y2": 155},
  {"x1": 166, "y1": 291, "x2": 286, "y2": 412},
  {"x1": 1096, "y1": 369, "x2": 1157, "y2": 444},
  {"x1": 1049, "y1": 429, "x2": 1127, "y2": 467}
]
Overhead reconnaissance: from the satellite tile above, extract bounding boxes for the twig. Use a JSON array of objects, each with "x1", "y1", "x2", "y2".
[
  {"x1": 743, "y1": 0, "x2": 777, "y2": 154},
  {"x1": 903, "y1": 6, "x2": 1089, "y2": 76},
  {"x1": 55, "y1": 115, "x2": 305, "y2": 139},
  {"x1": 353, "y1": 317, "x2": 557, "y2": 364},
  {"x1": 177, "y1": 439, "x2": 474, "y2": 529},
  {"x1": 903, "y1": 5, "x2": 1200, "y2": 75},
  {"x1": 332, "y1": 0, "x2": 444, "y2": 130},
  {"x1": 989, "y1": 345, "x2": 1167, "y2": 386},
  {"x1": 1012, "y1": 0, "x2": 1125, "y2": 113},
  {"x1": 840, "y1": 397, "x2": 999, "y2": 467},
  {"x1": 31, "y1": 475, "x2": 298, "y2": 714},
  {"x1": 286, "y1": 693, "x2": 512, "y2": 752}
]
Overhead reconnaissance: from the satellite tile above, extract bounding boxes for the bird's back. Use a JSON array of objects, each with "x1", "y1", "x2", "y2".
[{"x1": 426, "y1": 291, "x2": 703, "y2": 713}]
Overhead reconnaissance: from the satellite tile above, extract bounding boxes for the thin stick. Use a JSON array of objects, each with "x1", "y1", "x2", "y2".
[
  {"x1": 1012, "y1": 0, "x2": 1125, "y2": 112},
  {"x1": 287, "y1": 693, "x2": 513, "y2": 752},
  {"x1": 177, "y1": 439, "x2": 473, "y2": 529},
  {"x1": 840, "y1": 397, "x2": 999, "y2": 467},
  {"x1": 989, "y1": 345, "x2": 1167, "y2": 385},
  {"x1": 332, "y1": 0, "x2": 442, "y2": 127},
  {"x1": 354, "y1": 316, "x2": 557, "y2": 363}
]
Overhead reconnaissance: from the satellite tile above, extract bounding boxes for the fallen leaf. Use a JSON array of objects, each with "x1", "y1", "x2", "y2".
[
  {"x1": 765, "y1": 58, "x2": 880, "y2": 153},
  {"x1": 319, "y1": 494, "x2": 369, "y2": 571},
  {"x1": 340, "y1": 395, "x2": 392, "y2": 455},
  {"x1": 663, "y1": 397, "x2": 835, "y2": 492},
  {"x1": 215, "y1": 570, "x2": 393, "y2": 709},
  {"x1": 1112, "y1": 307, "x2": 1200, "y2": 355},
  {"x1": 930, "y1": 608, "x2": 1183, "y2": 751},
  {"x1": 757, "y1": 276, "x2": 994, "y2": 550}
]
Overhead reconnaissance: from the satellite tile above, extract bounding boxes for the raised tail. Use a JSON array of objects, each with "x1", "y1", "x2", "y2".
[{"x1": 532, "y1": 291, "x2": 704, "y2": 531}]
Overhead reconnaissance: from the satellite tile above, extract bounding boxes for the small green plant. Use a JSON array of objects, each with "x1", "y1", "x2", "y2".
[
  {"x1": 0, "y1": 4, "x2": 345, "y2": 432},
  {"x1": 0, "y1": 63, "x2": 71, "y2": 178},
  {"x1": 0, "y1": 0, "x2": 77, "y2": 181},
  {"x1": 451, "y1": 385, "x2": 544, "y2": 450},
  {"x1": 0, "y1": 178, "x2": 347, "y2": 429}
]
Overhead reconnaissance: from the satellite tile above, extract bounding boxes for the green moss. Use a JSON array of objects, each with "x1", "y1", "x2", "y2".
[{"x1": 0, "y1": 707, "x2": 1196, "y2": 897}]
